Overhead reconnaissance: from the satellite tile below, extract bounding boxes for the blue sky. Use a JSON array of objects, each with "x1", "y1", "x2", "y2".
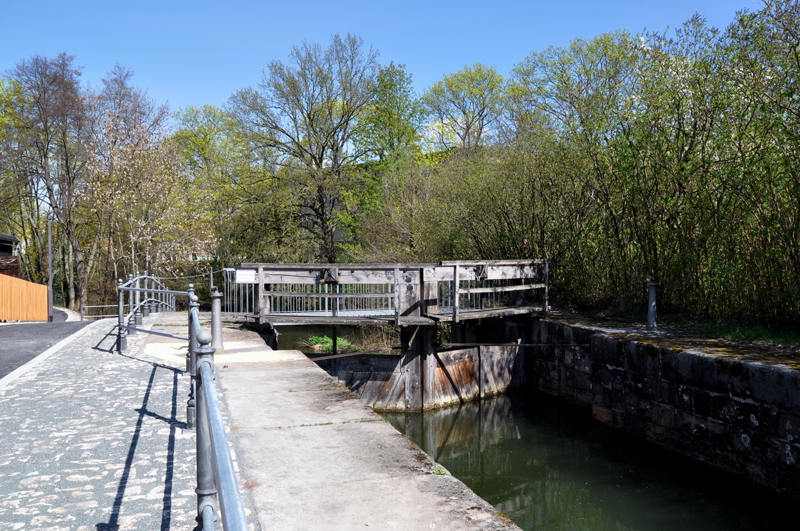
[{"x1": 2, "y1": 0, "x2": 763, "y2": 114}]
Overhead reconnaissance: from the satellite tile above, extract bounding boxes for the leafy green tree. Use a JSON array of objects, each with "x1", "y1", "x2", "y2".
[
  {"x1": 421, "y1": 63, "x2": 506, "y2": 150},
  {"x1": 352, "y1": 62, "x2": 425, "y2": 162},
  {"x1": 229, "y1": 33, "x2": 379, "y2": 262},
  {"x1": 174, "y1": 105, "x2": 310, "y2": 264}
]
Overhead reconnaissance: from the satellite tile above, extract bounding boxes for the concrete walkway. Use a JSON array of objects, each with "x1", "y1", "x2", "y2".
[
  {"x1": 1, "y1": 311, "x2": 518, "y2": 530},
  {"x1": 146, "y1": 313, "x2": 519, "y2": 530}
]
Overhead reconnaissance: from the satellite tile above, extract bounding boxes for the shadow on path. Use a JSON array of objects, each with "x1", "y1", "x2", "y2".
[{"x1": 95, "y1": 360, "x2": 187, "y2": 530}]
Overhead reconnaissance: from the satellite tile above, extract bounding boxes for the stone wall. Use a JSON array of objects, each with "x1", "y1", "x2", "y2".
[{"x1": 527, "y1": 319, "x2": 800, "y2": 498}]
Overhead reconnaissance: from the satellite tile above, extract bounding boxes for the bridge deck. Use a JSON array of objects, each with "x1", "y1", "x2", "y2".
[{"x1": 231, "y1": 259, "x2": 550, "y2": 326}]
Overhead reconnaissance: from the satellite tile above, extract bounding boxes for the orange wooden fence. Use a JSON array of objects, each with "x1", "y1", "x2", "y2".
[{"x1": 0, "y1": 274, "x2": 48, "y2": 321}]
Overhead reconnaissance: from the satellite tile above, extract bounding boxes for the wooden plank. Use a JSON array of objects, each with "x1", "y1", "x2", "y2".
[
  {"x1": 439, "y1": 259, "x2": 547, "y2": 266},
  {"x1": 453, "y1": 264, "x2": 460, "y2": 323},
  {"x1": 422, "y1": 268, "x2": 438, "y2": 315},
  {"x1": 263, "y1": 291, "x2": 390, "y2": 299},
  {"x1": 241, "y1": 262, "x2": 438, "y2": 270},
  {"x1": 457, "y1": 283, "x2": 545, "y2": 294},
  {"x1": 399, "y1": 268, "x2": 420, "y2": 317},
  {"x1": 427, "y1": 304, "x2": 543, "y2": 322},
  {"x1": 424, "y1": 265, "x2": 540, "y2": 282},
  {"x1": 236, "y1": 268, "x2": 422, "y2": 286},
  {"x1": 421, "y1": 326, "x2": 437, "y2": 409},
  {"x1": 260, "y1": 315, "x2": 435, "y2": 326},
  {"x1": 402, "y1": 326, "x2": 422, "y2": 411}
]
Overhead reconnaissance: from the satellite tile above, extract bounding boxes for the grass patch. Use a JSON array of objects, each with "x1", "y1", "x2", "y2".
[
  {"x1": 695, "y1": 323, "x2": 800, "y2": 349},
  {"x1": 304, "y1": 335, "x2": 356, "y2": 354}
]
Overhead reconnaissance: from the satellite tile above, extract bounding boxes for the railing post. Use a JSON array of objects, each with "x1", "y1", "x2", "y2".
[
  {"x1": 393, "y1": 267, "x2": 400, "y2": 326},
  {"x1": 543, "y1": 261, "x2": 549, "y2": 313},
  {"x1": 187, "y1": 284, "x2": 198, "y2": 430},
  {"x1": 117, "y1": 279, "x2": 127, "y2": 353},
  {"x1": 195, "y1": 330, "x2": 219, "y2": 524},
  {"x1": 127, "y1": 274, "x2": 137, "y2": 336},
  {"x1": 453, "y1": 264, "x2": 460, "y2": 323},
  {"x1": 142, "y1": 271, "x2": 150, "y2": 317},
  {"x1": 135, "y1": 272, "x2": 143, "y2": 325},
  {"x1": 647, "y1": 278, "x2": 658, "y2": 331},
  {"x1": 211, "y1": 287, "x2": 224, "y2": 354}
]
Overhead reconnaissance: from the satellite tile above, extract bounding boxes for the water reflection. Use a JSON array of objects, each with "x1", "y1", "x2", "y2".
[{"x1": 386, "y1": 391, "x2": 794, "y2": 531}]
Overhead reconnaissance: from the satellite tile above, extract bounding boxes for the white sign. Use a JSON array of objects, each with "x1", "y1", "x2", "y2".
[{"x1": 235, "y1": 269, "x2": 256, "y2": 284}]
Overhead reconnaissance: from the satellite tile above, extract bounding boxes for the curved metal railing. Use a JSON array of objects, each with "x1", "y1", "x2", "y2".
[{"x1": 116, "y1": 277, "x2": 246, "y2": 530}]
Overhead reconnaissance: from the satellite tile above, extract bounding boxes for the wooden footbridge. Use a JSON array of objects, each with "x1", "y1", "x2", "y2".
[
  {"x1": 225, "y1": 260, "x2": 550, "y2": 411},
  {"x1": 232, "y1": 259, "x2": 549, "y2": 327}
]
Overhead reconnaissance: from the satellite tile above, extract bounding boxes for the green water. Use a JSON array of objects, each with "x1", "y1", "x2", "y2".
[{"x1": 385, "y1": 391, "x2": 795, "y2": 531}]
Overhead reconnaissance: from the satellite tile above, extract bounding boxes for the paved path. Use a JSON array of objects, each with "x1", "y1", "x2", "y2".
[
  {"x1": 0, "y1": 320, "x2": 93, "y2": 379},
  {"x1": 0, "y1": 315, "x2": 235, "y2": 530},
  {"x1": 1, "y1": 308, "x2": 515, "y2": 530}
]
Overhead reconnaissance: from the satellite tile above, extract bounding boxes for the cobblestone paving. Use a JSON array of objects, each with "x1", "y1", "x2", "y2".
[{"x1": 0, "y1": 315, "x2": 210, "y2": 530}]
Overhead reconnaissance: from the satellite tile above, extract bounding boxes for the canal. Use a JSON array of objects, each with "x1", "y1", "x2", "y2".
[{"x1": 385, "y1": 390, "x2": 795, "y2": 531}]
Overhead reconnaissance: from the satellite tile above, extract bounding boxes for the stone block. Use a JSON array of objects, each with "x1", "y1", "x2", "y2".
[
  {"x1": 591, "y1": 334, "x2": 624, "y2": 369},
  {"x1": 723, "y1": 400, "x2": 780, "y2": 439},
  {"x1": 624, "y1": 341, "x2": 660, "y2": 378},
  {"x1": 660, "y1": 348, "x2": 729, "y2": 394},
  {"x1": 777, "y1": 411, "x2": 800, "y2": 442},
  {"x1": 729, "y1": 362, "x2": 800, "y2": 413},
  {"x1": 649, "y1": 381, "x2": 692, "y2": 411},
  {"x1": 564, "y1": 367, "x2": 591, "y2": 394},
  {"x1": 693, "y1": 388, "x2": 714, "y2": 418}
]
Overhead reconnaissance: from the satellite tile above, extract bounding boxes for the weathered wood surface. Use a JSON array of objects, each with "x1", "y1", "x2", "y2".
[
  {"x1": 255, "y1": 314, "x2": 434, "y2": 326},
  {"x1": 428, "y1": 304, "x2": 544, "y2": 322}
]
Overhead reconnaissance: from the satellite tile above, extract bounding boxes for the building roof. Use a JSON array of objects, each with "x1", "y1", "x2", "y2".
[{"x1": 0, "y1": 234, "x2": 19, "y2": 244}]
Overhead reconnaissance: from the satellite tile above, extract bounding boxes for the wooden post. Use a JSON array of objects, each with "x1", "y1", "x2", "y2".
[
  {"x1": 543, "y1": 261, "x2": 549, "y2": 313},
  {"x1": 402, "y1": 326, "x2": 422, "y2": 411},
  {"x1": 393, "y1": 267, "x2": 401, "y2": 325},
  {"x1": 421, "y1": 325, "x2": 437, "y2": 410},
  {"x1": 422, "y1": 269, "x2": 438, "y2": 316},
  {"x1": 478, "y1": 345, "x2": 485, "y2": 399},
  {"x1": 256, "y1": 266, "x2": 264, "y2": 324},
  {"x1": 453, "y1": 264, "x2": 460, "y2": 323}
]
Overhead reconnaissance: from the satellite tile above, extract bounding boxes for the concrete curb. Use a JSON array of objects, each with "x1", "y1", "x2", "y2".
[{"x1": 0, "y1": 318, "x2": 111, "y2": 391}]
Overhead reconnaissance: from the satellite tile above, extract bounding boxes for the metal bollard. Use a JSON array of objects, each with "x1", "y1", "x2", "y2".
[
  {"x1": 186, "y1": 284, "x2": 198, "y2": 430},
  {"x1": 647, "y1": 278, "x2": 658, "y2": 331},
  {"x1": 211, "y1": 287, "x2": 224, "y2": 354},
  {"x1": 117, "y1": 279, "x2": 128, "y2": 353},
  {"x1": 195, "y1": 331, "x2": 218, "y2": 523}
]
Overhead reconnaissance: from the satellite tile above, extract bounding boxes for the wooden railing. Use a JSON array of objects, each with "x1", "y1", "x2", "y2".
[
  {"x1": 0, "y1": 274, "x2": 48, "y2": 321},
  {"x1": 234, "y1": 260, "x2": 549, "y2": 325}
]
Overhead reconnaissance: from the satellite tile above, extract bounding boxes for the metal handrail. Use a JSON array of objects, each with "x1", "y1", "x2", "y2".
[
  {"x1": 198, "y1": 360, "x2": 248, "y2": 529},
  {"x1": 115, "y1": 274, "x2": 245, "y2": 529},
  {"x1": 190, "y1": 289, "x2": 247, "y2": 531}
]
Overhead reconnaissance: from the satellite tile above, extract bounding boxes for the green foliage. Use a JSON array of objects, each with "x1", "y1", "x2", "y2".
[
  {"x1": 352, "y1": 62, "x2": 425, "y2": 162},
  {"x1": 228, "y1": 33, "x2": 379, "y2": 262},
  {"x1": 345, "y1": 1, "x2": 800, "y2": 326},
  {"x1": 421, "y1": 63, "x2": 506, "y2": 149},
  {"x1": 306, "y1": 335, "x2": 355, "y2": 354}
]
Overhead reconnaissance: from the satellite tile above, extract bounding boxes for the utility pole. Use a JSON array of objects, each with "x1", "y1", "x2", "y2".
[{"x1": 48, "y1": 216, "x2": 53, "y2": 323}]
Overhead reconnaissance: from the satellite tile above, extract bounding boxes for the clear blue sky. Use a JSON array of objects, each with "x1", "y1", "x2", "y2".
[{"x1": 2, "y1": 0, "x2": 763, "y2": 115}]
